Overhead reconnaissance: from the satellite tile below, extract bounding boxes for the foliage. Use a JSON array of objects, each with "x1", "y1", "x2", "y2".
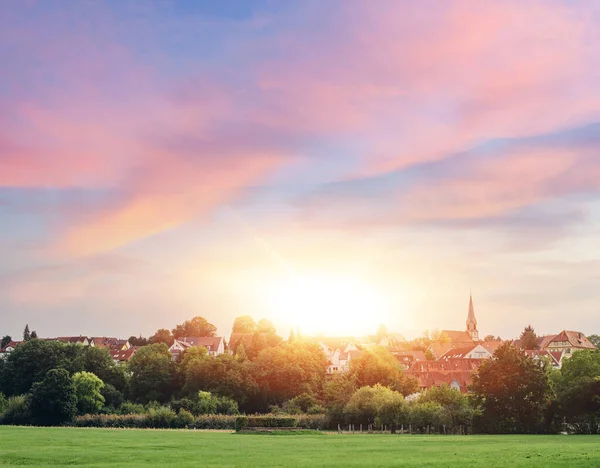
[
  {"x1": 232, "y1": 315, "x2": 257, "y2": 334},
  {"x1": 149, "y1": 329, "x2": 174, "y2": 347},
  {"x1": 519, "y1": 325, "x2": 540, "y2": 350},
  {"x1": 0, "y1": 392, "x2": 5, "y2": 413},
  {"x1": 182, "y1": 353, "x2": 257, "y2": 408},
  {"x1": 128, "y1": 336, "x2": 148, "y2": 346},
  {"x1": 29, "y1": 368, "x2": 77, "y2": 426},
  {"x1": 128, "y1": 343, "x2": 174, "y2": 403},
  {"x1": 73, "y1": 371, "x2": 105, "y2": 415},
  {"x1": 0, "y1": 335, "x2": 11, "y2": 349},
  {"x1": 323, "y1": 372, "x2": 357, "y2": 423},
  {"x1": 344, "y1": 384, "x2": 406, "y2": 430},
  {"x1": 23, "y1": 324, "x2": 31, "y2": 342},
  {"x1": 418, "y1": 384, "x2": 476, "y2": 428},
  {"x1": 587, "y1": 334, "x2": 600, "y2": 348},
  {"x1": 283, "y1": 393, "x2": 324, "y2": 415},
  {"x1": 175, "y1": 408, "x2": 195, "y2": 427},
  {"x1": 245, "y1": 415, "x2": 297, "y2": 428},
  {"x1": 0, "y1": 395, "x2": 31, "y2": 425},
  {"x1": 172, "y1": 316, "x2": 217, "y2": 338},
  {"x1": 349, "y1": 347, "x2": 417, "y2": 395},
  {"x1": 252, "y1": 342, "x2": 327, "y2": 406},
  {"x1": 471, "y1": 343, "x2": 552, "y2": 433}
]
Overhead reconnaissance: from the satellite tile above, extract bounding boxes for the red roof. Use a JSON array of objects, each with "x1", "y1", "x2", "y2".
[
  {"x1": 0, "y1": 340, "x2": 22, "y2": 353},
  {"x1": 110, "y1": 348, "x2": 137, "y2": 362},
  {"x1": 177, "y1": 336, "x2": 223, "y2": 351},
  {"x1": 408, "y1": 370, "x2": 475, "y2": 393},
  {"x1": 409, "y1": 358, "x2": 483, "y2": 373}
]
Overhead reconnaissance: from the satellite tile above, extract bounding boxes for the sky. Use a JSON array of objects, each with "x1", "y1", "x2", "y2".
[{"x1": 2, "y1": 0, "x2": 600, "y2": 341}]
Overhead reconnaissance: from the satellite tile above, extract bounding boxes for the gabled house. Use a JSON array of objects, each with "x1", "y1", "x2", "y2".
[
  {"x1": 523, "y1": 349, "x2": 563, "y2": 368},
  {"x1": 544, "y1": 330, "x2": 596, "y2": 358},
  {"x1": 320, "y1": 340, "x2": 363, "y2": 374},
  {"x1": 110, "y1": 347, "x2": 138, "y2": 365},
  {"x1": 90, "y1": 337, "x2": 129, "y2": 350},
  {"x1": 0, "y1": 340, "x2": 22, "y2": 357},
  {"x1": 392, "y1": 350, "x2": 428, "y2": 370},
  {"x1": 52, "y1": 336, "x2": 91, "y2": 346},
  {"x1": 407, "y1": 358, "x2": 484, "y2": 393},
  {"x1": 439, "y1": 344, "x2": 492, "y2": 360},
  {"x1": 169, "y1": 336, "x2": 225, "y2": 360}
]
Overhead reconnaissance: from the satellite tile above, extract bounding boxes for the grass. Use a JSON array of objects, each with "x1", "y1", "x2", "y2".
[{"x1": 0, "y1": 426, "x2": 599, "y2": 467}]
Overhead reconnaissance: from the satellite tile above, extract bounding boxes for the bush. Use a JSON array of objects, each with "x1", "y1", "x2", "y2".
[
  {"x1": 246, "y1": 416, "x2": 297, "y2": 428},
  {"x1": 215, "y1": 396, "x2": 239, "y2": 415},
  {"x1": 194, "y1": 414, "x2": 237, "y2": 429},
  {"x1": 294, "y1": 414, "x2": 329, "y2": 430},
  {"x1": 0, "y1": 395, "x2": 31, "y2": 426},
  {"x1": 235, "y1": 415, "x2": 248, "y2": 431},
  {"x1": 120, "y1": 402, "x2": 146, "y2": 414},
  {"x1": 175, "y1": 409, "x2": 195, "y2": 428},
  {"x1": 0, "y1": 392, "x2": 6, "y2": 414},
  {"x1": 146, "y1": 407, "x2": 177, "y2": 428}
]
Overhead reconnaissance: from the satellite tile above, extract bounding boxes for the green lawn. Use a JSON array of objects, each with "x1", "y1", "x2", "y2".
[{"x1": 0, "y1": 427, "x2": 599, "y2": 467}]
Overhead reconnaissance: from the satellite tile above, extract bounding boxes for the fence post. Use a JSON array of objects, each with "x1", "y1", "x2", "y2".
[{"x1": 360, "y1": 424, "x2": 362, "y2": 433}]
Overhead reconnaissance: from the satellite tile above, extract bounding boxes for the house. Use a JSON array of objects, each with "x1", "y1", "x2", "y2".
[
  {"x1": 392, "y1": 350, "x2": 428, "y2": 370},
  {"x1": 320, "y1": 340, "x2": 364, "y2": 374},
  {"x1": 90, "y1": 337, "x2": 129, "y2": 350},
  {"x1": 407, "y1": 359, "x2": 484, "y2": 393},
  {"x1": 514, "y1": 330, "x2": 596, "y2": 359},
  {"x1": 439, "y1": 344, "x2": 492, "y2": 360},
  {"x1": 481, "y1": 339, "x2": 503, "y2": 355},
  {"x1": 0, "y1": 340, "x2": 22, "y2": 357},
  {"x1": 523, "y1": 349, "x2": 563, "y2": 368},
  {"x1": 52, "y1": 336, "x2": 92, "y2": 346},
  {"x1": 169, "y1": 336, "x2": 225, "y2": 360},
  {"x1": 543, "y1": 330, "x2": 596, "y2": 358},
  {"x1": 110, "y1": 347, "x2": 138, "y2": 365}
]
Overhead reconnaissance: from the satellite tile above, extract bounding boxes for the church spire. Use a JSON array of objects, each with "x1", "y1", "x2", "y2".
[{"x1": 466, "y1": 293, "x2": 478, "y2": 341}]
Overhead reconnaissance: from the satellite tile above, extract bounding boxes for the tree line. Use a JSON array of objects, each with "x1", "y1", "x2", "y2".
[{"x1": 1, "y1": 317, "x2": 600, "y2": 433}]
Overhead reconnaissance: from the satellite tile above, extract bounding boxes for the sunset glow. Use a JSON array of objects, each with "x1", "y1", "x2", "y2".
[{"x1": 266, "y1": 273, "x2": 393, "y2": 336}]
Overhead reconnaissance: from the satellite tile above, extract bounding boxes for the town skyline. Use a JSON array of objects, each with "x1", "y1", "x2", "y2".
[{"x1": 3, "y1": 1, "x2": 600, "y2": 340}]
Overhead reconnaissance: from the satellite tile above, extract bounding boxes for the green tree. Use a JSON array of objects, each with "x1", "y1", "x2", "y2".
[
  {"x1": 519, "y1": 325, "x2": 540, "y2": 350},
  {"x1": 128, "y1": 336, "x2": 148, "y2": 346},
  {"x1": 81, "y1": 346, "x2": 127, "y2": 392},
  {"x1": 323, "y1": 372, "x2": 357, "y2": 423},
  {"x1": 128, "y1": 343, "x2": 174, "y2": 403},
  {"x1": 256, "y1": 319, "x2": 276, "y2": 335},
  {"x1": 182, "y1": 353, "x2": 257, "y2": 408},
  {"x1": 252, "y1": 341, "x2": 327, "y2": 406},
  {"x1": 344, "y1": 384, "x2": 407, "y2": 431},
  {"x1": 0, "y1": 340, "x2": 71, "y2": 396},
  {"x1": 172, "y1": 316, "x2": 217, "y2": 338},
  {"x1": 419, "y1": 383, "x2": 475, "y2": 429},
  {"x1": 1, "y1": 335, "x2": 11, "y2": 349},
  {"x1": 73, "y1": 371, "x2": 105, "y2": 415},
  {"x1": 30, "y1": 331, "x2": 38, "y2": 339},
  {"x1": 23, "y1": 324, "x2": 31, "y2": 342},
  {"x1": 587, "y1": 334, "x2": 600, "y2": 348},
  {"x1": 149, "y1": 328, "x2": 174, "y2": 347},
  {"x1": 29, "y1": 368, "x2": 77, "y2": 426},
  {"x1": 232, "y1": 315, "x2": 257, "y2": 334},
  {"x1": 471, "y1": 343, "x2": 551, "y2": 433},
  {"x1": 349, "y1": 347, "x2": 417, "y2": 395}
]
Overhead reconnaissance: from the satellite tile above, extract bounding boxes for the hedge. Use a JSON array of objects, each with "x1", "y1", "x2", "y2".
[{"x1": 72, "y1": 413, "x2": 328, "y2": 431}]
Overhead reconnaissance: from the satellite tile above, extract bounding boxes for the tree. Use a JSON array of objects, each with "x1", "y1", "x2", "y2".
[
  {"x1": 182, "y1": 353, "x2": 258, "y2": 408},
  {"x1": 587, "y1": 334, "x2": 600, "y2": 348},
  {"x1": 172, "y1": 316, "x2": 217, "y2": 338},
  {"x1": 232, "y1": 315, "x2": 257, "y2": 334},
  {"x1": 344, "y1": 384, "x2": 407, "y2": 431},
  {"x1": 30, "y1": 331, "x2": 38, "y2": 339},
  {"x1": 128, "y1": 336, "x2": 148, "y2": 347},
  {"x1": 484, "y1": 335, "x2": 502, "y2": 342},
  {"x1": 149, "y1": 329, "x2": 174, "y2": 347},
  {"x1": 29, "y1": 368, "x2": 77, "y2": 426},
  {"x1": 375, "y1": 324, "x2": 389, "y2": 343},
  {"x1": 288, "y1": 329, "x2": 295, "y2": 343},
  {"x1": 349, "y1": 347, "x2": 417, "y2": 395},
  {"x1": 0, "y1": 340, "x2": 72, "y2": 396},
  {"x1": 252, "y1": 341, "x2": 327, "y2": 406},
  {"x1": 470, "y1": 343, "x2": 552, "y2": 433},
  {"x1": 323, "y1": 372, "x2": 357, "y2": 423},
  {"x1": 73, "y1": 371, "x2": 105, "y2": 415},
  {"x1": 1, "y1": 335, "x2": 11, "y2": 349},
  {"x1": 519, "y1": 325, "x2": 540, "y2": 350},
  {"x1": 128, "y1": 343, "x2": 174, "y2": 403},
  {"x1": 419, "y1": 383, "x2": 475, "y2": 429},
  {"x1": 23, "y1": 324, "x2": 31, "y2": 342},
  {"x1": 256, "y1": 319, "x2": 276, "y2": 335}
]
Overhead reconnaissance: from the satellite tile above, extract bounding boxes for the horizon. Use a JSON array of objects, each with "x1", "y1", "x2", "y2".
[{"x1": 2, "y1": 1, "x2": 600, "y2": 341}]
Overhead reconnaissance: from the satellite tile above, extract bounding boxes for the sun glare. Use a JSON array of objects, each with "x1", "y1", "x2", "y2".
[{"x1": 267, "y1": 273, "x2": 392, "y2": 336}]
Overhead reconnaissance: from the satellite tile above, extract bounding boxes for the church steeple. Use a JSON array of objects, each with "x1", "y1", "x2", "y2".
[{"x1": 466, "y1": 293, "x2": 478, "y2": 341}]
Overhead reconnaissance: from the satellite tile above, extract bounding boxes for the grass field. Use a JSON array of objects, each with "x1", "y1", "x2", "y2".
[{"x1": 1, "y1": 427, "x2": 599, "y2": 467}]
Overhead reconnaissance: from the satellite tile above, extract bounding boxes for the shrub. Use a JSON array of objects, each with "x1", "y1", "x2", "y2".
[
  {"x1": 120, "y1": 402, "x2": 146, "y2": 414},
  {"x1": 215, "y1": 396, "x2": 240, "y2": 415},
  {"x1": 235, "y1": 416, "x2": 248, "y2": 431},
  {"x1": 194, "y1": 414, "x2": 237, "y2": 429},
  {"x1": 146, "y1": 407, "x2": 177, "y2": 428},
  {"x1": 246, "y1": 416, "x2": 297, "y2": 428},
  {"x1": 0, "y1": 395, "x2": 31, "y2": 426},
  {"x1": 0, "y1": 392, "x2": 6, "y2": 414},
  {"x1": 294, "y1": 414, "x2": 329, "y2": 430},
  {"x1": 174, "y1": 409, "x2": 195, "y2": 428}
]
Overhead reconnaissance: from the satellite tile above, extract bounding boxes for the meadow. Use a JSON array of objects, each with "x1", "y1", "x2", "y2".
[{"x1": 1, "y1": 427, "x2": 599, "y2": 467}]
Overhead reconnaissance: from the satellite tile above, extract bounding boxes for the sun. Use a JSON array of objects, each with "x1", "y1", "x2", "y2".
[{"x1": 266, "y1": 273, "x2": 391, "y2": 336}]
